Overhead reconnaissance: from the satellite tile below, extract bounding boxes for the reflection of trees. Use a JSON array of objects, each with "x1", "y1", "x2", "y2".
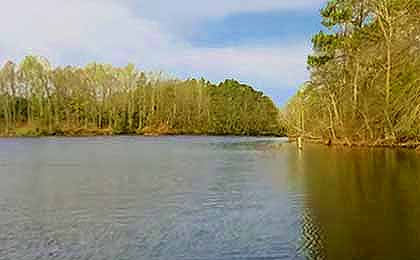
[
  {"x1": 297, "y1": 206, "x2": 326, "y2": 260},
  {"x1": 292, "y1": 145, "x2": 420, "y2": 259},
  {"x1": 285, "y1": 146, "x2": 326, "y2": 260}
]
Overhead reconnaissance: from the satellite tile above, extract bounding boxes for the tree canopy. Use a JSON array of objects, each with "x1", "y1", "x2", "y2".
[
  {"x1": 0, "y1": 56, "x2": 284, "y2": 137},
  {"x1": 285, "y1": 0, "x2": 420, "y2": 145}
]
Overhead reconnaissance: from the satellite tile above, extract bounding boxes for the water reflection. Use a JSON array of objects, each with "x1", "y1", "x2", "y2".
[
  {"x1": 0, "y1": 137, "x2": 296, "y2": 260},
  {"x1": 289, "y1": 145, "x2": 420, "y2": 259},
  {"x1": 1, "y1": 138, "x2": 420, "y2": 260}
]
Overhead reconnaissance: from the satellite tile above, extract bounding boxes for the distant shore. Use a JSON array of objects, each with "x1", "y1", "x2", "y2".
[{"x1": 0, "y1": 126, "x2": 283, "y2": 138}]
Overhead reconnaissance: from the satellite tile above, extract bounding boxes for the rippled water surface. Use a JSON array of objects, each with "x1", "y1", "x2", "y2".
[{"x1": 1, "y1": 137, "x2": 420, "y2": 260}]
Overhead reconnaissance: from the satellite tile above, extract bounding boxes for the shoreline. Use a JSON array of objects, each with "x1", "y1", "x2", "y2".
[
  {"x1": 0, "y1": 129, "x2": 284, "y2": 139},
  {"x1": 288, "y1": 136, "x2": 420, "y2": 151},
  {"x1": 0, "y1": 126, "x2": 283, "y2": 138},
  {"x1": 0, "y1": 134, "x2": 285, "y2": 138}
]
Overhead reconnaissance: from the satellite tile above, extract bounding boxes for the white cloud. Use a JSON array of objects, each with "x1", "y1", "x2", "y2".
[
  {"x1": 159, "y1": 44, "x2": 310, "y2": 87},
  {"x1": 0, "y1": 0, "x2": 179, "y2": 63},
  {"x1": 0, "y1": 0, "x2": 317, "y2": 101}
]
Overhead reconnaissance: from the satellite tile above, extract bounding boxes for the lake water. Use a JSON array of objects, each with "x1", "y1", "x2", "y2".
[{"x1": 0, "y1": 137, "x2": 419, "y2": 260}]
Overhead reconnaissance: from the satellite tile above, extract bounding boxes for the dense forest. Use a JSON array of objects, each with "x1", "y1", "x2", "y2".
[
  {"x1": 0, "y1": 56, "x2": 283, "y2": 136},
  {"x1": 284, "y1": 0, "x2": 420, "y2": 146}
]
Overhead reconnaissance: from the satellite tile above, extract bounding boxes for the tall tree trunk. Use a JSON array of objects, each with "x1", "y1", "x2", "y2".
[
  {"x1": 377, "y1": 2, "x2": 396, "y2": 138},
  {"x1": 328, "y1": 105, "x2": 336, "y2": 140},
  {"x1": 353, "y1": 61, "x2": 360, "y2": 119}
]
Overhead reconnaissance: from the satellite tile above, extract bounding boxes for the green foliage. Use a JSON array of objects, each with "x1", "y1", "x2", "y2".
[
  {"x1": 0, "y1": 57, "x2": 284, "y2": 137},
  {"x1": 15, "y1": 126, "x2": 41, "y2": 137},
  {"x1": 320, "y1": 0, "x2": 353, "y2": 29},
  {"x1": 287, "y1": 0, "x2": 420, "y2": 144}
]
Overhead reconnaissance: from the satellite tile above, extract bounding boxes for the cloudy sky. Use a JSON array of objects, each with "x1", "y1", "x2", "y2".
[{"x1": 0, "y1": 0, "x2": 325, "y2": 105}]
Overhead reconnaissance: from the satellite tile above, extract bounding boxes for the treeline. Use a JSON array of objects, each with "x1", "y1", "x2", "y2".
[
  {"x1": 285, "y1": 0, "x2": 420, "y2": 145},
  {"x1": 0, "y1": 56, "x2": 283, "y2": 136}
]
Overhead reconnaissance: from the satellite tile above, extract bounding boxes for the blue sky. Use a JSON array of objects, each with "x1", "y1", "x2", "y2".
[
  {"x1": 190, "y1": 11, "x2": 322, "y2": 47},
  {"x1": 0, "y1": 0, "x2": 325, "y2": 105}
]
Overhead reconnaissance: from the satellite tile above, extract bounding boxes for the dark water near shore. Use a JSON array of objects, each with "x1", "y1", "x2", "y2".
[{"x1": 0, "y1": 137, "x2": 420, "y2": 260}]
